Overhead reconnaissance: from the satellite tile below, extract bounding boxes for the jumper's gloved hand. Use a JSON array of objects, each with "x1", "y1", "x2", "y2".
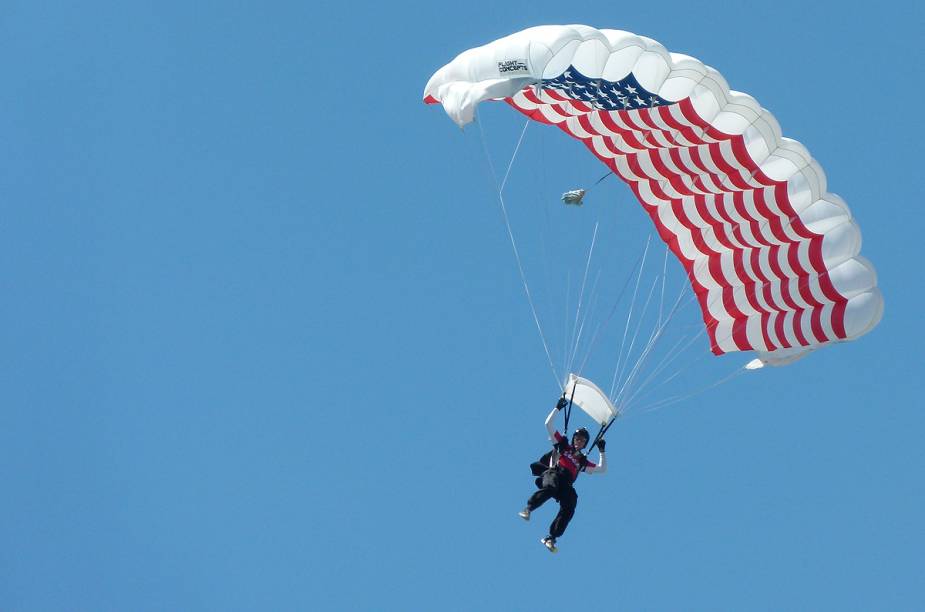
[
  {"x1": 597, "y1": 439, "x2": 606, "y2": 452},
  {"x1": 555, "y1": 439, "x2": 569, "y2": 452},
  {"x1": 556, "y1": 397, "x2": 568, "y2": 411}
]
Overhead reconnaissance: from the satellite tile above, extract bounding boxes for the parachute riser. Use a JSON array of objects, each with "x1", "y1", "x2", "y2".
[
  {"x1": 561, "y1": 383, "x2": 577, "y2": 439},
  {"x1": 562, "y1": 383, "x2": 616, "y2": 471},
  {"x1": 582, "y1": 415, "x2": 618, "y2": 471}
]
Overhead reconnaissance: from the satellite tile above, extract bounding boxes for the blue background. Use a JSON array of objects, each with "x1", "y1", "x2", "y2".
[{"x1": 2, "y1": 2, "x2": 922, "y2": 610}]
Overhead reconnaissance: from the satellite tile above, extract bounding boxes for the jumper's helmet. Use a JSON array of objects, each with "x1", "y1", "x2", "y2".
[{"x1": 572, "y1": 427, "x2": 590, "y2": 445}]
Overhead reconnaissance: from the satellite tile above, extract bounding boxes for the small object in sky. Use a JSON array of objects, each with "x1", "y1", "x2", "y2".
[{"x1": 561, "y1": 189, "x2": 585, "y2": 205}]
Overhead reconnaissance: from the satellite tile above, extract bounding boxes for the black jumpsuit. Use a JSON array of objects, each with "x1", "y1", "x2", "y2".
[
  {"x1": 526, "y1": 434, "x2": 592, "y2": 539},
  {"x1": 527, "y1": 465, "x2": 580, "y2": 538}
]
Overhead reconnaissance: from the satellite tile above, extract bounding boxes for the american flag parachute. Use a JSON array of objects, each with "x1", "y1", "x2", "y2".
[{"x1": 424, "y1": 25, "x2": 882, "y2": 369}]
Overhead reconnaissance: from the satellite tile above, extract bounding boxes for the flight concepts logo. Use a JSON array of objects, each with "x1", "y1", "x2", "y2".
[{"x1": 498, "y1": 59, "x2": 529, "y2": 75}]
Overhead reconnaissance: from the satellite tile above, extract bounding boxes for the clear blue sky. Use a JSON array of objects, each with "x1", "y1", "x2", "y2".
[{"x1": 2, "y1": 2, "x2": 923, "y2": 610}]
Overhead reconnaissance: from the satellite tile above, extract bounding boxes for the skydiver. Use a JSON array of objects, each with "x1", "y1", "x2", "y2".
[{"x1": 519, "y1": 397, "x2": 607, "y2": 553}]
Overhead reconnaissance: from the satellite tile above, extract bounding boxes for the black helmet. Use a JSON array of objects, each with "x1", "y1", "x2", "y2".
[{"x1": 572, "y1": 427, "x2": 590, "y2": 444}]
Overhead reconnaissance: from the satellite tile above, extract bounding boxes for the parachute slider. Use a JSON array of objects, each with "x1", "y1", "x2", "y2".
[
  {"x1": 563, "y1": 373, "x2": 619, "y2": 426},
  {"x1": 561, "y1": 189, "x2": 586, "y2": 206}
]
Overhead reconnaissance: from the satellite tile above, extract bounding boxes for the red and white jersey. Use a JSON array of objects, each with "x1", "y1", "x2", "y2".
[{"x1": 553, "y1": 431, "x2": 596, "y2": 482}]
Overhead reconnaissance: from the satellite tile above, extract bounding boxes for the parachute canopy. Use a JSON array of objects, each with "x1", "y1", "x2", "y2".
[
  {"x1": 424, "y1": 25, "x2": 883, "y2": 368},
  {"x1": 564, "y1": 374, "x2": 619, "y2": 426}
]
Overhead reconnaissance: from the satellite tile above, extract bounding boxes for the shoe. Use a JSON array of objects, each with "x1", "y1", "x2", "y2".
[
  {"x1": 541, "y1": 536, "x2": 558, "y2": 553},
  {"x1": 518, "y1": 507, "x2": 531, "y2": 521}
]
